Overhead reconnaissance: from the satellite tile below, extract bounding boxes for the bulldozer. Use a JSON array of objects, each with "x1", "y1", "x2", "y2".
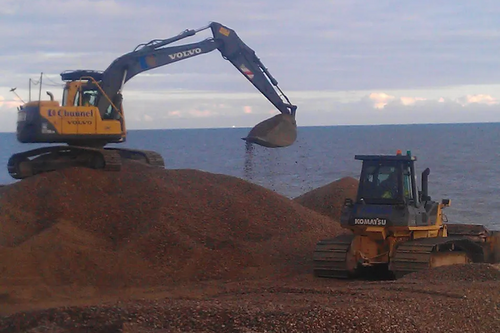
[
  {"x1": 313, "y1": 150, "x2": 500, "y2": 279},
  {"x1": 8, "y1": 21, "x2": 297, "y2": 180}
]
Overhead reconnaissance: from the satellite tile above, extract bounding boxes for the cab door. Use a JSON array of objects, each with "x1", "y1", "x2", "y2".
[
  {"x1": 76, "y1": 90, "x2": 98, "y2": 135},
  {"x1": 62, "y1": 89, "x2": 97, "y2": 135}
]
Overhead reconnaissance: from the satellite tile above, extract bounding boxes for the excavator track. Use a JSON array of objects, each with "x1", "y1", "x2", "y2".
[
  {"x1": 8, "y1": 145, "x2": 165, "y2": 180},
  {"x1": 390, "y1": 237, "x2": 485, "y2": 279},
  {"x1": 104, "y1": 147, "x2": 165, "y2": 167},
  {"x1": 313, "y1": 234, "x2": 355, "y2": 279}
]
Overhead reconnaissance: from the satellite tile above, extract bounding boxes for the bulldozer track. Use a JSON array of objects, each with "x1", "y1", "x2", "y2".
[
  {"x1": 313, "y1": 234, "x2": 354, "y2": 279},
  {"x1": 8, "y1": 145, "x2": 165, "y2": 180},
  {"x1": 390, "y1": 237, "x2": 485, "y2": 278}
]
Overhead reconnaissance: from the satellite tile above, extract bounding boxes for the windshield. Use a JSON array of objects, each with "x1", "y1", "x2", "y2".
[
  {"x1": 357, "y1": 161, "x2": 404, "y2": 204},
  {"x1": 74, "y1": 89, "x2": 99, "y2": 106}
]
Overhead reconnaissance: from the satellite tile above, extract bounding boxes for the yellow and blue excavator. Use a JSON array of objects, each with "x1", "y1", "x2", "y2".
[{"x1": 9, "y1": 22, "x2": 297, "y2": 179}]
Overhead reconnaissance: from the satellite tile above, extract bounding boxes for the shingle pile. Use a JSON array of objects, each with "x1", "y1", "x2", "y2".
[
  {"x1": 0, "y1": 161, "x2": 343, "y2": 291},
  {"x1": 1, "y1": 276, "x2": 498, "y2": 333},
  {"x1": 402, "y1": 263, "x2": 500, "y2": 282},
  {"x1": 1, "y1": 164, "x2": 498, "y2": 332},
  {"x1": 293, "y1": 176, "x2": 358, "y2": 220}
]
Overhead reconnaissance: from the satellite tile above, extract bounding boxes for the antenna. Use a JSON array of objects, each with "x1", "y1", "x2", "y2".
[{"x1": 9, "y1": 87, "x2": 26, "y2": 104}]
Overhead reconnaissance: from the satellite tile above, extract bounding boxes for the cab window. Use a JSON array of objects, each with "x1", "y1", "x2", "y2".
[
  {"x1": 403, "y1": 165, "x2": 414, "y2": 200},
  {"x1": 73, "y1": 90, "x2": 81, "y2": 106},
  {"x1": 359, "y1": 164, "x2": 399, "y2": 201},
  {"x1": 74, "y1": 89, "x2": 98, "y2": 106},
  {"x1": 82, "y1": 90, "x2": 98, "y2": 106},
  {"x1": 62, "y1": 87, "x2": 69, "y2": 105}
]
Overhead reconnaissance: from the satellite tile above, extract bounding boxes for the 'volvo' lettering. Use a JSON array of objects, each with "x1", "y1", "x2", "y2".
[
  {"x1": 168, "y1": 48, "x2": 202, "y2": 60},
  {"x1": 354, "y1": 218, "x2": 387, "y2": 226},
  {"x1": 67, "y1": 120, "x2": 93, "y2": 125}
]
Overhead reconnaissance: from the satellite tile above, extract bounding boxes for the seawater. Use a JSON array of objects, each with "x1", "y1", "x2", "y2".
[{"x1": 1, "y1": 122, "x2": 498, "y2": 229}]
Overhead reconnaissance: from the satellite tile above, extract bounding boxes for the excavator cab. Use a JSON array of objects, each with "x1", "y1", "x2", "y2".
[
  {"x1": 16, "y1": 71, "x2": 125, "y2": 149},
  {"x1": 62, "y1": 76, "x2": 123, "y2": 121}
]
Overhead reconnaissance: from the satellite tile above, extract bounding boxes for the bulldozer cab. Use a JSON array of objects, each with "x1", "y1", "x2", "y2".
[
  {"x1": 355, "y1": 152, "x2": 418, "y2": 207},
  {"x1": 338, "y1": 150, "x2": 439, "y2": 229}
]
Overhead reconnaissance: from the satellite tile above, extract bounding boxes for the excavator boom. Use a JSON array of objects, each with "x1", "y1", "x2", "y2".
[
  {"x1": 97, "y1": 22, "x2": 296, "y2": 119},
  {"x1": 90, "y1": 22, "x2": 297, "y2": 148}
]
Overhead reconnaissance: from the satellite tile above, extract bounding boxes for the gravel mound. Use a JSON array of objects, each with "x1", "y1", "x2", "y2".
[
  {"x1": 0, "y1": 162, "x2": 343, "y2": 292},
  {"x1": 293, "y1": 177, "x2": 358, "y2": 221},
  {"x1": 1, "y1": 164, "x2": 499, "y2": 332},
  {"x1": 402, "y1": 263, "x2": 500, "y2": 282},
  {"x1": 1, "y1": 279, "x2": 498, "y2": 333}
]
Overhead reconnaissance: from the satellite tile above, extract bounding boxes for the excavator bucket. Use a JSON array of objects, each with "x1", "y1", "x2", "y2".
[{"x1": 242, "y1": 113, "x2": 297, "y2": 148}]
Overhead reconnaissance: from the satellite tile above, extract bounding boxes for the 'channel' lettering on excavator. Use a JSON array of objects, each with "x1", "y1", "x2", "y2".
[{"x1": 47, "y1": 109, "x2": 94, "y2": 118}]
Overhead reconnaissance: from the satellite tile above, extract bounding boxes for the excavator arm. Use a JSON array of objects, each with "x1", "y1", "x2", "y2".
[
  {"x1": 209, "y1": 22, "x2": 296, "y2": 117},
  {"x1": 94, "y1": 22, "x2": 297, "y2": 147}
]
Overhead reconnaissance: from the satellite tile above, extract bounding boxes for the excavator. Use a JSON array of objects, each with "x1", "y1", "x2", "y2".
[
  {"x1": 313, "y1": 150, "x2": 500, "y2": 279},
  {"x1": 8, "y1": 21, "x2": 297, "y2": 179}
]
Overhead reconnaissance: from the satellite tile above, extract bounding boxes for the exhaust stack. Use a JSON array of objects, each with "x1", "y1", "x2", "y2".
[{"x1": 421, "y1": 167, "x2": 430, "y2": 201}]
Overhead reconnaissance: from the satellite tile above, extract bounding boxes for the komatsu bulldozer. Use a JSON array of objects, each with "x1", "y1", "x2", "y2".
[
  {"x1": 8, "y1": 21, "x2": 297, "y2": 180},
  {"x1": 313, "y1": 150, "x2": 500, "y2": 279}
]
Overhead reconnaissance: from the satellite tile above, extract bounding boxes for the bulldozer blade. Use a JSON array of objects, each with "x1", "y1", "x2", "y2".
[
  {"x1": 242, "y1": 113, "x2": 297, "y2": 148},
  {"x1": 446, "y1": 223, "x2": 500, "y2": 263}
]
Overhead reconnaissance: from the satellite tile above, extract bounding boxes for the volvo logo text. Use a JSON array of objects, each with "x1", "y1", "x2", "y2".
[{"x1": 168, "y1": 48, "x2": 202, "y2": 60}]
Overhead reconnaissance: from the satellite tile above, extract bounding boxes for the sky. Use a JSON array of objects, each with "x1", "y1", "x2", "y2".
[{"x1": 1, "y1": 0, "x2": 500, "y2": 132}]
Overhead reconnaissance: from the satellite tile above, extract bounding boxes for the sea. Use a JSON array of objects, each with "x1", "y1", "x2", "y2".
[{"x1": 0, "y1": 122, "x2": 499, "y2": 229}]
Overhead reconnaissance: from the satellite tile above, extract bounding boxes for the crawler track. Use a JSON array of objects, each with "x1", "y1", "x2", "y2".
[
  {"x1": 313, "y1": 234, "x2": 354, "y2": 279},
  {"x1": 8, "y1": 145, "x2": 165, "y2": 180},
  {"x1": 313, "y1": 234, "x2": 488, "y2": 280}
]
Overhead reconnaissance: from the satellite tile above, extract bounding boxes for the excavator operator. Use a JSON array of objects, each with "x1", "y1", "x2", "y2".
[
  {"x1": 82, "y1": 94, "x2": 91, "y2": 107},
  {"x1": 380, "y1": 171, "x2": 398, "y2": 199},
  {"x1": 81, "y1": 91, "x2": 97, "y2": 107}
]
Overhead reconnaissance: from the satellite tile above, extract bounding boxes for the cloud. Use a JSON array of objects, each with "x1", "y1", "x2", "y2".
[
  {"x1": 188, "y1": 110, "x2": 214, "y2": 117},
  {"x1": 0, "y1": 95, "x2": 22, "y2": 110},
  {"x1": 2, "y1": 0, "x2": 143, "y2": 18},
  {"x1": 457, "y1": 94, "x2": 498, "y2": 106},
  {"x1": 168, "y1": 111, "x2": 181, "y2": 117},
  {"x1": 143, "y1": 114, "x2": 154, "y2": 122},
  {"x1": 3, "y1": 0, "x2": 500, "y2": 94},
  {"x1": 3, "y1": 0, "x2": 500, "y2": 131},
  {"x1": 369, "y1": 92, "x2": 395, "y2": 109},
  {"x1": 400, "y1": 96, "x2": 427, "y2": 105},
  {"x1": 0, "y1": 0, "x2": 18, "y2": 15},
  {"x1": 365, "y1": 92, "x2": 499, "y2": 110},
  {"x1": 243, "y1": 106, "x2": 252, "y2": 114}
]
